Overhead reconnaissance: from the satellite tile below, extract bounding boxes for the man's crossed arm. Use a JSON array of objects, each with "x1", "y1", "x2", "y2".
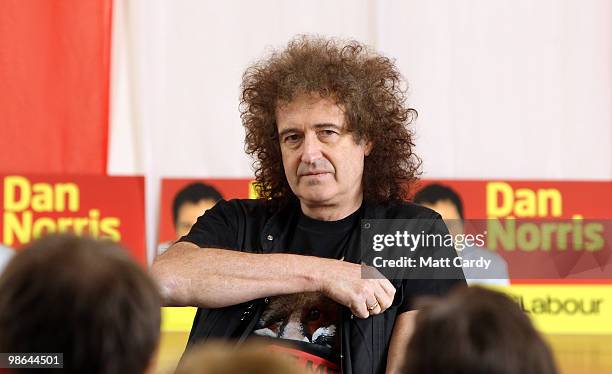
[{"x1": 150, "y1": 241, "x2": 396, "y2": 318}]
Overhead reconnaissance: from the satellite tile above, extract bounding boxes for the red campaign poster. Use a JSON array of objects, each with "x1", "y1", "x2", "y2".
[
  {"x1": 0, "y1": 0, "x2": 113, "y2": 174},
  {"x1": 157, "y1": 178, "x2": 611, "y2": 241},
  {"x1": 157, "y1": 178, "x2": 611, "y2": 281},
  {"x1": 0, "y1": 174, "x2": 146, "y2": 264},
  {"x1": 416, "y1": 180, "x2": 612, "y2": 282},
  {"x1": 414, "y1": 180, "x2": 612, "y2": 220},
  {"x1": 157, "y1": 179, "x2": 252, "y2": 245}
]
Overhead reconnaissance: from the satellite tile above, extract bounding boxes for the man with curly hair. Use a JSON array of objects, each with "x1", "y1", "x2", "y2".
[{"x1": 152, "y1": 36, "x2": 465, "y2": 374}]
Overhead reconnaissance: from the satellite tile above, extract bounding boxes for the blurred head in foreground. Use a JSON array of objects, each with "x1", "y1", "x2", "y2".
[
  {"x1": 176, "y1": 342, "x2": 304, "y2": 374},
  {"x1": 403, "y1": 287, "x2": 557, "y2": 374},
  {"x1": 0, "y1": 234, "x2": 161, "y2": 374}
]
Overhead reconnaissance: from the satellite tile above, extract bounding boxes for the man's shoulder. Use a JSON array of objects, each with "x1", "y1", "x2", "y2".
[
  {"x1": 215, "y1": 198, "x2": 273, "y2": 217},
  {"x1": 214, "y1": 198, "x2": 289, "y2": 222},
  {"x1": 219, "y1": 198, "x2": 268, "y2": 210},
  {"x1": 216, "y1": 198, "x2": 442, "y2": 223},
  {"x1": 368, "y1": 200, "x2": 441, "y2": 220}
]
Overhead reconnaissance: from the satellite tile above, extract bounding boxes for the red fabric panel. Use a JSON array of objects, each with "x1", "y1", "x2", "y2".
[{"x1": 0, "y1": 0, "x2": 113, "y2": 174}]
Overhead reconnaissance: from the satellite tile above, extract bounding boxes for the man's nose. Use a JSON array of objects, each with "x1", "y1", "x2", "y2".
[{"x1": 300, "y1": 133, "x2": 323, "y2": 164}]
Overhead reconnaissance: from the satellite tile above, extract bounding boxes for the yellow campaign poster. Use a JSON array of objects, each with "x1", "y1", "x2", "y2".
[
  {"x1": 493, "y1": 285, "x2": 612, "y2": 334},
  {"x1": 161, "y1": 286, "x2": 612, "y2": 334},
  {"x1": 162, "y1": 284, "x2": 612, "y2": 335},
  {"x1": 163, "y1": 307, "x2": 197, "y2": 332}
]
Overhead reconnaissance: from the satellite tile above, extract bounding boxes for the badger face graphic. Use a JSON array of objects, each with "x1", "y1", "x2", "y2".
[{"x1": 253, "y1": 292, "x2": 339, "y2": 349}]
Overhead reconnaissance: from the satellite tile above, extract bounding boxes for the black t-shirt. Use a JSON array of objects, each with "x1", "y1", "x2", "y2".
[
  {"x1": 288, "y1": 206, "x2": 361, "y2": 259},
  {"x1": 251, "y1": 206, "x2": 362, "y2": 367},
  {"x1": 180, "y1": 198, "x2": 465, "y2": 373}
]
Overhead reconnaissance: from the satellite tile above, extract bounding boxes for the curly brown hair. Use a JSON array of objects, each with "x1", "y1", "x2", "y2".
[{"x1": 240, "y1": 35, "x2": 421, "y2": 205}]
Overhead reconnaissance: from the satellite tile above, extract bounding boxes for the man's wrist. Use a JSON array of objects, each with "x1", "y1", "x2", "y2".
[{"x1": 294, "y1": 255, "x2": 330, "y2": 294}]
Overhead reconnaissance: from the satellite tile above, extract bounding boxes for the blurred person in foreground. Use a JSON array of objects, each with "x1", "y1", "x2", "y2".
[
  {"x1": 176, "y1": 342, "x2": 305, "y2": 374},
  {"x1": 403, "y1": 287, "x2": 558, "y2": 374},
  {"x1": 0, "y1": 234, "x2": 161, "y2": 374},
  {"x1": 152, "y1": 35, "x2": 465, "y2": 374},
  {"x1": 414, "y1": 183, "x2": 510, "y2": 286}
]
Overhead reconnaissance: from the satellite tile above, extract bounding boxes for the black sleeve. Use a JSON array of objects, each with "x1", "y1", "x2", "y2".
[
  {"x1": 178, "y1": 199, "x2": 241, "y2": 250},
  {"x1": 398, "y1": 216, "x2": 467, "y2": 313}
]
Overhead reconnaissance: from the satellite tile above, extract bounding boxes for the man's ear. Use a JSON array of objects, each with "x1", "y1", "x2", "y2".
[{"x1": 364, "y1": 140, "x2": 373, "y2": 156}]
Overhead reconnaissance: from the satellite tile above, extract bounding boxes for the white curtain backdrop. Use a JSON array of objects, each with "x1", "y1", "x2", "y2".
[
  {"x1": 108, "y1": 0, "x2": 612, "y2": 262},
  {"x1": 377, "y1": 0, "x2": 612, "y2": 180}
]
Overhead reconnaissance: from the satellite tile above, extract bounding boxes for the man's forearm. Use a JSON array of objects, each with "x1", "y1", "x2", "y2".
[{"x1": 150, "y1": 241, "x2": 327, "y2": 308}]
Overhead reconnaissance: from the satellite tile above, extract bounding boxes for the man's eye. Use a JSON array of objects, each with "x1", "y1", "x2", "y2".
[
  {"x1": 284, "y1": 134, "x2": 300, "y2": 143},
  {"x1": 319, "y1": 130, "x2": 338, "y2": 137}
]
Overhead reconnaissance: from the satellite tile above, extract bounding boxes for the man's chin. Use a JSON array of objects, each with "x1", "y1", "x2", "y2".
[{"x1": 295, "y1": 189, "x2": 337, "y2": 206}]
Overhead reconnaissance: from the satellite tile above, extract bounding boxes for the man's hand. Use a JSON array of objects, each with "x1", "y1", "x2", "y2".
[{"x1": 318, "y1": 260, "x2": 396, "y2": 318}]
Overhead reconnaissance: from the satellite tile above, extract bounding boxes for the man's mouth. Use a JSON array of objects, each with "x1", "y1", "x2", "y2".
[{"x1": 300, "y1": 171, "x2": 331, "y2": 177}]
